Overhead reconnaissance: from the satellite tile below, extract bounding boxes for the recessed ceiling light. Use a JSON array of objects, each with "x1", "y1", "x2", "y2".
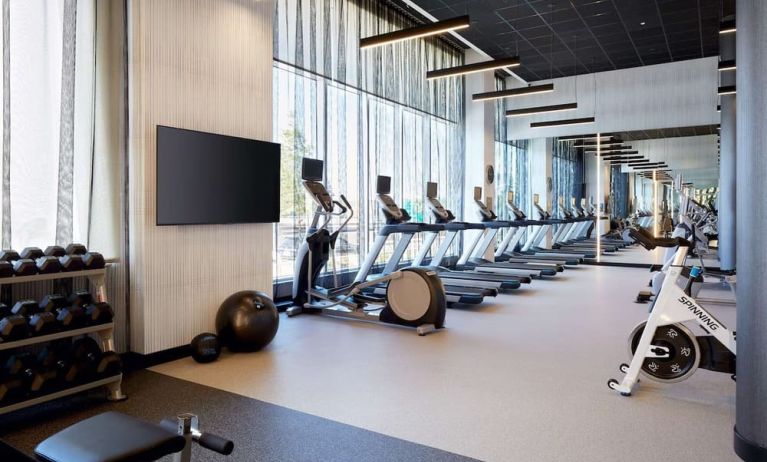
[{"x1": 640, "y1": 21, "x2": 646, "y2": 26}]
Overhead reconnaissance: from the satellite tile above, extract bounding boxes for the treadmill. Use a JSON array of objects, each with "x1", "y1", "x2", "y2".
[
  {"x1": 408, "y1": 182, "x2": 528, "y2": 290},
  {"x1": 356, "y1": 176, "x2": 492, "y2": 305},
  {"x1": 494, "y1": 191, "x2": 580, "y2": 266},
  {"x1": 456, "y1": 187, "x2": 560, "y2": 278},
  {"x1": 520, "y1": 194, "x2": 595, "y2": 260}
]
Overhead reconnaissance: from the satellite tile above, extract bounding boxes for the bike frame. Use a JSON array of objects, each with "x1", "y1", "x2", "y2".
[{"x1": 611, "y1": 246, "x2": 737, "y2": 395}]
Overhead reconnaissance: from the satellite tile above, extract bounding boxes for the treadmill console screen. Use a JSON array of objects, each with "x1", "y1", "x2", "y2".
[
  {"x1": 302, "y1": 158, "x2": 324, "y2": 181},
  {"x1": 377, "y1": 175, "x2": 392, "y2": 194},
  {"x1": 303, "y1": 181, "x2": 334, "y2": 212},
  {"x1": 426, "y1": 182, "x2": 438, "y2": 199}
]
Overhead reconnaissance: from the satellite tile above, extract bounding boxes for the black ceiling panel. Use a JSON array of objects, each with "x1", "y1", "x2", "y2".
[{"x1": 399, "y1": 0, "x2": 734, "y2": 81}]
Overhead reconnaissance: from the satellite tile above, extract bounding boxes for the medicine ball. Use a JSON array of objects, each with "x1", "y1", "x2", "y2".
[
  {"x1": 190, "y1": 333, "x2": 221, "y2": 363},
  {"x1": 215, "y1": 290, "x2": 279, "y2": 352}
]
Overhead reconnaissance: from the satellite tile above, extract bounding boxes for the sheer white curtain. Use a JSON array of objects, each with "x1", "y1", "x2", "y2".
[{"x1": 1, "y1": 0, "x2": 97, "y2": 251}]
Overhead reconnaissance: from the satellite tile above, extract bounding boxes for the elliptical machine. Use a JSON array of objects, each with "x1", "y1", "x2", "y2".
[{"x1": 288, "y1": 158, "x2": 446, "y2": 336}]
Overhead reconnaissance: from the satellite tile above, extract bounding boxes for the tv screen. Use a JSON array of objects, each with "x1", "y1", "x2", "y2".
[{"x1": 156, "y1": 126, "x2": 280, "y2": 225}]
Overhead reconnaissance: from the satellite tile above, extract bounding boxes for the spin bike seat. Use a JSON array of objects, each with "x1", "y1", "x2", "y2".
[
  {"x1": 628, "y1": 229, "x2": 691, "y2": 250},
  {"x1": 35, "y1": 412, "x2": 186, "y2": 462}
]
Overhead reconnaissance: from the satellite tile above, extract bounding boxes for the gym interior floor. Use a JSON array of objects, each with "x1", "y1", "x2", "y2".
[{"x1": 2, "y1": 254, "x2": 737, "y2": 462}]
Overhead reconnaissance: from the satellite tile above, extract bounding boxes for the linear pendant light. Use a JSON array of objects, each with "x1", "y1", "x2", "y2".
[
  {"x1": 472, "y1": 83, "x2": 554, "y2": 102},
  {"x1": 360, "y1": 15, "x2": 470, "y2": 49},
  {"x1": 427, "y1": 57, "x2": 520, "y2": 80},
  {"x1": 588, "y1": 146, "x2": 633, "y2": 152},
  {"x1": 718, "y1": 60, "x2": 736, "y2": 71},
  {"x1": 575, "y1": 139, "x2": 622, "y2": 146},
  {"x1": 720, "y1": 19, "x2": 736, "y2": 34},
  {"x1": 604, "y1": 156, "x2": 643, "y2": 162},
  {"x1": 557, "y1": 134, "x2": 616, "y2": 142},
  {"x1": 595, "y1": 150, "x2": 638, "y2": 156},
  {"x1": 506, "y1": 102, "x2": 577, "y2": 118},
  {"x1": 718, "y1": 85, "x2": 736, "y2": 95},
  {"x1": 530, "y1": 117, "x2": 595, "y2": 129}
]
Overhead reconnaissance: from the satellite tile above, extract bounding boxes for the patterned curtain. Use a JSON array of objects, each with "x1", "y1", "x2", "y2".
[
  {"x1": 0, "y1": 0, "x2": 99, "y2": 251},
  {"x1": 273, "y1": 0, "x2": 465, "y2": 282},
  {"x1": 494, "y1": 77, "x2": 530, "y2": 222},
  {"x1": 610, "y1": 166, "x2": 629, "y2": 218},
  {"x1": 552, "y1": 139, "x2": 582, "y2": 216}
]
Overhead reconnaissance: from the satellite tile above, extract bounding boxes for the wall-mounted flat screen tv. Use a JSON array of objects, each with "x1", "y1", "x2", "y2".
[{"x1": 156, "y1": 125, "x2": 280, "y2": 225}]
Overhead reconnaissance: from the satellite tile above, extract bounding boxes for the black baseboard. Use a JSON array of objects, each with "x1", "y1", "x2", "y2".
[
  {"x1": 581, "y1": 261, "x2": 654, "y2": 269},
  {"x1": 734, "y1": 426, "x2": 767, "y2": 461},
  {"x1": 122, "y1": 345, "x2": 191, "y2": 372}
]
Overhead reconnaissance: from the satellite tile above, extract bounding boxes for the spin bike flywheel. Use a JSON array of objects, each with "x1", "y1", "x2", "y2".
[{"x1": 628, "y1": 322, "x2": 700, "y2": 383}]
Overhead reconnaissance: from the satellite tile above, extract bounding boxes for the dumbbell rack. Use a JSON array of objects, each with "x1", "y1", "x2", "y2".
[{"x1": 0, "y1": 268, "x2": 126, "y2": 415}]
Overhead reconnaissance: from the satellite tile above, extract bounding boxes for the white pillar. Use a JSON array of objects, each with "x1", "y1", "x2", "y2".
[{"x1": 463, "y1": 50, "x2": 496, "y2": 260}]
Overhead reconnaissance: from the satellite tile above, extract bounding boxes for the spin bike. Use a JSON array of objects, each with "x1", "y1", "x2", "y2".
[
  {"x1": 607, "y1": 233, "x2": 736, "y2": 396},
  {"x1": 287, "y1": 158, "x2": 447, "y2": 336}
]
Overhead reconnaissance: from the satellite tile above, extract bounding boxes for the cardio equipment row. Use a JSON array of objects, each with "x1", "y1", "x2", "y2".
[{"x1": 287, "y1": 157, "x2": 633, "y2": 335}]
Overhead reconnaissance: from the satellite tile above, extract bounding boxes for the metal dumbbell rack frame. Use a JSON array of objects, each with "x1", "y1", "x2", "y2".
[{"x1": 0, "y1": 267, "x2": 126, "y2": 415}]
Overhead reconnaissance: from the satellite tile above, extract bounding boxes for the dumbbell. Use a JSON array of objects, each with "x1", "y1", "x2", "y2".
[
  {"x1": 44, "y1": 246, "x2": 66, "y2": 257},
  {"x1": 0, "y1": 303, "x2": 28, "y2": 342},
  {"x1": 0, "y1": 261, "x2": 11, "y2": 278},
  {"x1": 65, "y1": 244, "x2": 87, "y2": 255},
  {"x1": 20, "y1": 247, "x2": 61, "y2": 273},
  {"x1": 69, "y1": 337, "x2": 105, "y2": 383},
  {"x1": 85, "y1": 302, "x2": 114, "y2": 325},
  {"x1": 0, "y1": 354, "x2": 30, "y2": 405},
  {"x1": 0, "y1": 249, "x2": 36, "y2": 276},
  {"x1": 59, "y1": 254, "x2": 85, "y2": 272},
  {"x1": 11, "y1": 300, "x2": 57, "y2": 337},
  {"x1": 83, "y1": 252, "x2": 106, "y2": 269},
  {"x1": 40, "y1": 294, "x2": 87, "y2": 330},
  {"x1": 1, "y1": 352, "x2": 57, "y2": 398},
  {"x1": 36, "y1": 343, "x2": 74, "y2": 392}
]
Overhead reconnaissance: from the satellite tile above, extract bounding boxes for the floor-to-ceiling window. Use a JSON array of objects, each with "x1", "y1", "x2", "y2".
[
  {"x1": 493, "y1": 78, "x2": 531, "y2": 231},
  {"x1": 610, "y1": 166, "x2": 629, "y2": 218},
  {"x1": 552, "y1": 140, "x2": 584, "y2": 217},
  {"x1": 272, "y1": 0, "x2": 465, "y2": 288}
]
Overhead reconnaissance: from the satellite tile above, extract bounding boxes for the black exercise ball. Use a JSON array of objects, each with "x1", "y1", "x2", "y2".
[
  {"x1": 215, "y1": 290, "x2": 279, "y2": 352},
  {"x1": 190, "y1": 332, "x2": 221, "y2": 363}
]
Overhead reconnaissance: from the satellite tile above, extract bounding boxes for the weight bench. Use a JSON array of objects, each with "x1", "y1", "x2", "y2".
[{"x1": 2, "y1": 411, "x2": 232, "y2": 462}]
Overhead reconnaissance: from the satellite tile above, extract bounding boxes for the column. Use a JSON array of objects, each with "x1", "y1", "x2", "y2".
[
  {"x1": 734, "y1": 2, "x2": 767, "y2": 460},
  {"x1": 719, "y1": 17, "x2": 736, "y2": 271}
]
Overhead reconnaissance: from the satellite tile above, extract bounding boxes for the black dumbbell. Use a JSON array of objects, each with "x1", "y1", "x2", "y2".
[
  {"x1": 0, "y1": 308, "x2": 28, "y2": 342},
  {"x1": 95, "y1": 352, "x2": 122, "y2": 378},
  {"x1": 0, "y1": 261, "x2": 12, "y2": 278},
  {"x1": 69, "y1": 291, "x2": 94, "y2": 307},
  {"x1": 59, "y1": 254, "x2": 85, "y2": 272},
  {"x1": 0, "y1": 354, "x2": 31, "y2": 405},
  {"x1": 19, "y1": 247, "x2": 44, "y2": 260},
  {"x1": 4, "y1": 353, "x2": 58, "y2": 397},
  {"x1": 69, "y1": 337, "x2": 102, "y2": 383},
  {"x1": 10, "y1": 300, "x2": 57, "y2": 337},
  {"x1": 65, "y1": 244, "x2": 87, "y2": 255},
  {"x1": 35, "y1": 256, "x2": 62, "y2": 274},
  {"x1": 40, "y1": 294, "x2": 86, "y2": 330},
  {"x1": 12, "y1": 258, "x2": 37, "y2": 276},
  {"x1": 36, "y1": 345, "x2": 73, "y2": 393},
  {"x1": 83, "y1": 252, "x2": 106, "y2": 269},
  {"x1": 0, "y1": 250, "x2": 20, "y2": 262},
  {"x1": 85, "y1": 302, "x2": 114, "y2": 325},
  {"x1": 44, "y1": 246, "x2": 66, "y2": 257}
]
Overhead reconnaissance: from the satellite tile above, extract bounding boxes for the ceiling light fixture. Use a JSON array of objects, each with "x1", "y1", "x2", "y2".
[
  {"x1": 472, "y1": 83, "x2": 554, "y2": 102},
  {"x1": 718, "y1": 60, "x2": 736, "y2": 71},
  {"x1": 360, "y1": 15, "x2": 470, "y2": 49},
  {"x1": 720, "y1": 19, "x2": 736, "y2": 34},
  {"x1": 427, "y1": 57, "x2": 520, "y2": 80},
  {"x1": 506, "y1": 102, "x2": 578, "y2": 117},
  {"x1": 530, "y1": 117, "x2": 595, "y2": 128},
  {"x1": 557, "y1": 134, "x2": 617, "y2": 142},
  {"x1": 718, "y1": 85, "x2": 736, "y2": 95}
]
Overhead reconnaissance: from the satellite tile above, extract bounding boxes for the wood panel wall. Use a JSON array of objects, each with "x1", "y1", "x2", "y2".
[{"x1": 127, "y1": 0, "x2": 274, "y2": 354}]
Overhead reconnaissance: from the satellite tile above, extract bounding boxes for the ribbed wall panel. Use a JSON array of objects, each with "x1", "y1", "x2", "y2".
[{"x1": 127, "y1": 0, "x2": 274, "y2": 354}]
